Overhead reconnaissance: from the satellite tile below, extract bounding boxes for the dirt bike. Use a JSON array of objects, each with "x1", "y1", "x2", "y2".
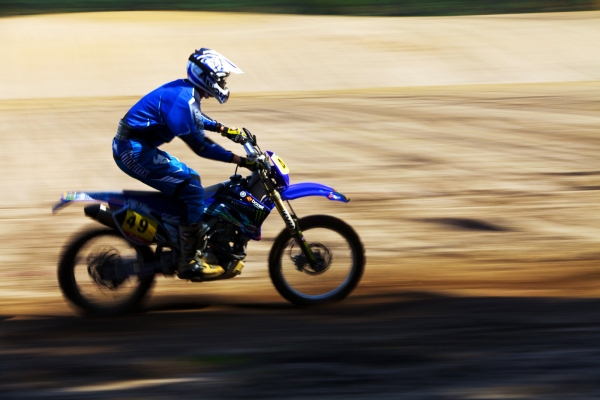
[{"x1": 53, "y1": 129, "x2": 365, "y2": 315}]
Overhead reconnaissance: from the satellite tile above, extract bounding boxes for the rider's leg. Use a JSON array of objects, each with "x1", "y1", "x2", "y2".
[
  {"x1": 176, "y1": 183, "x2": 223, "y2": 277},
  {"x1": 112, "y1": 138, "x2": 223, "y2": 276}
]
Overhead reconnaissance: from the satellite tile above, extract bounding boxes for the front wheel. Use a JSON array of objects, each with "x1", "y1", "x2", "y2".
[
  {"x1": 269, "y1": 215, "x2": 365, "y2": 305},
  {"x1": 57, "y1": 227, "x2": 156, "y2": 316}
]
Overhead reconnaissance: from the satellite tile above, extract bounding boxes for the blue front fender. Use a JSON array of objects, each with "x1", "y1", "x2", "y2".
[{"x1": 280, "y1": 182, "x2": 350, "y2": 203}]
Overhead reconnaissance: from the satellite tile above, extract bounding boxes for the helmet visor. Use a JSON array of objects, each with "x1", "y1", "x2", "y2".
[{"x1": 216, "y1": 72, "x2": 229, "y2": 90}]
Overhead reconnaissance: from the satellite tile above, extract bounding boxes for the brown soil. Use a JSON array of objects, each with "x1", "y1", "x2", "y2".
[{"x1": 0, "y1": 11, "x2": 599, "y2": 399}]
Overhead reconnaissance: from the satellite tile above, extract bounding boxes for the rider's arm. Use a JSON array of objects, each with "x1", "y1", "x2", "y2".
[
  {"x1": 193, "y1": 92, "x2": 245, "y2": 141},
  {"x1": 199, "y1": 112, "x2": 225, "y2": 134},
  {"x1": 178, "y1": 135, "x2": 253, "y2": 169},
  {"x1": 165, "y1": 88, "x2": 250, "y2": 166},
  {"x1": 179, "y1": 131, "x2": 233, "y2": 163},
  {"x1": 200, "y1": 112, "x2": 245, "y2": 143},
  {"x1": 165, "y1": 92, "x2": 233, "y2": 163}
]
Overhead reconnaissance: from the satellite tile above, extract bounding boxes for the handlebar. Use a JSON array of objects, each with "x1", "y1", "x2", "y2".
[
  {"x1": 243, "y1": 141, "x2": 257, "y2": 159},
  {"x1": 241, "y1": 128, "x2": 271, "y2": 174}
]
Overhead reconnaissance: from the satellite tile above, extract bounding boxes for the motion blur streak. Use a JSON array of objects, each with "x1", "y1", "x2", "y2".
[
  {"x1": 60, "y1": 378, "x2": 206, "y2": 393},
  {"x1": 1, "y1": 11, "x2": 600, "y2": 99},
  {"x1": 0, "y1": 10, "x2": 599, "y2": 400}
]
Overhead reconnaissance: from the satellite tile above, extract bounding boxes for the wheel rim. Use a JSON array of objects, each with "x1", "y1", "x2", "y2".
[
  {"x1": 72, "y1": 233, "x2": 146, "y2": 310},
  {"x1": 278, "y1": 226, "x2": 355, "y2": 301}
]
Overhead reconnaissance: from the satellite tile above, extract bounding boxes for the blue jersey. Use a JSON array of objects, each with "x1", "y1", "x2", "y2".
[{"x1": 122, "y1": 79, "x2": 232, "y2": 163}]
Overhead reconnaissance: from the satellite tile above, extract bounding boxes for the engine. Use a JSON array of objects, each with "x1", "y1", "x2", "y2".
[{"x1": 206, "y1": 221, "x2": 248, "y2": 266}]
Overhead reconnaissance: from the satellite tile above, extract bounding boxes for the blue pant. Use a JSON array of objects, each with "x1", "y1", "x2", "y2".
[{"x1": 112, "y1": 138, "x2": 204, "y2": 223}]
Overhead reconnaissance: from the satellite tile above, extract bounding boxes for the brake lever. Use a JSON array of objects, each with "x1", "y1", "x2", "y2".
[{"x1": 242, "y1": 128, "x2": 255, "y2": 146}]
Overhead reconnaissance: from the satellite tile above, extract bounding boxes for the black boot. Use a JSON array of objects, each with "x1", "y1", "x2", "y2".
[{"x1": 177, "y1": 223, "x2": 224, "y2": 278}]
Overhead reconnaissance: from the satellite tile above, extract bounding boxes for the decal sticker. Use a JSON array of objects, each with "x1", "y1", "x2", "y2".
[
  {"x1": 271, "y1": 154, "x2": 290, "y2": 174},
  {"x1": 63, "y1": 192, "x2": 94, "y2": 202},
  {"x1": 153, "y1": 154, "x2": 170, "y2": 165},
  {"x1": 246, "y1": 196, "x2": 265, "y2": 210},
  {"x1": 123, "y1": 231, "x2": 149, "y2": 246},
  {"x1": 192, "y1": 108, "x2": 205, "y2": 132},
  {"x1": 281, "y1": 209, "x2": 295, "y2": 229},
  {"x1": 108, "y1": 197, "x2": 125, "y2": 205},
  {"x1": 328, "y1": 191, "x2": 350, "y2": 202},
  {"x1": 120, "y1": 150, "x2": 150, "y2": 178},
  {"x1": 254, "y1": 209, "x2": 267, "y2": 223},
  {"x1": 121, "y1": 210, "x2": 158, "y2": 243},
  {"x1": 299, "y1": 233, "x2": 317, "y2": 262}
]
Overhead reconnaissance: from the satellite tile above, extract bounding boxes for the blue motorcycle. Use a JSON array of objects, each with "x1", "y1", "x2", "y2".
[{"x1": 53, "y1": 129, "x2": 365, "y2": 315}]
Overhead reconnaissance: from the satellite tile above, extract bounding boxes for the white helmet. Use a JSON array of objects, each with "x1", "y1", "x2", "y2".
[{"x1": 187, "y1": 48, "x2": 243, "y2": 104}]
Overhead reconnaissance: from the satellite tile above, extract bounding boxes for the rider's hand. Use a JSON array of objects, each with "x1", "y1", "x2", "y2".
[
  {"x1": 220, "y1": 126, "x2": 248, "y2": 144},
  {"x1": 238, "y1": 157, "x2": 257, "y2": 172}
]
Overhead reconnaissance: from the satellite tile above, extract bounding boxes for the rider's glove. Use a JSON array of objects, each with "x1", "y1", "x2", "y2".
[
  {"x1": 238, "y1": 157, "x2": 257, "y2": 172},
  {"x1": 220, "y1": 126, "x2": 248, "y2": 144}
]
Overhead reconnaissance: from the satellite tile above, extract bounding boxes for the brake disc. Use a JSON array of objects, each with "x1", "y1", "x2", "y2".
[{"x1": 289, "y1": 242, "x2": 332, "y2": 275}]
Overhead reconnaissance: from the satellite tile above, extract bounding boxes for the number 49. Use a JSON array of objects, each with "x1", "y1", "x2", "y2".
[{"x1": 126, "y1": 214, "x2": 149, "y2": 233}]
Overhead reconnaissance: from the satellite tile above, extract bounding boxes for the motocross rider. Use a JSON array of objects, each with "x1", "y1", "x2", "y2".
[{"x1": 112, "y1": 48, "x2": 253, "y2": 279}]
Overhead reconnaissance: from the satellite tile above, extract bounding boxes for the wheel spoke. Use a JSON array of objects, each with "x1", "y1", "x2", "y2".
[
  {"x1": 269, "y1": 215, "x2": 364, "y2": 305},
  {"x1": 58, "y1": 229, "x2": 155, "y2": 315}
]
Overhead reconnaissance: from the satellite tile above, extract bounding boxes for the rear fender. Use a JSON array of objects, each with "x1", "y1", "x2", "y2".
[
  {"x1": 52, "y1": 191, "x2": 127, "y2": 214},
  {"x1": 54, "y1": 191, "x2": 173, "y2": 246},
  {"x1": 280, "y1": 182, "x2": 350, "y2": 203}
]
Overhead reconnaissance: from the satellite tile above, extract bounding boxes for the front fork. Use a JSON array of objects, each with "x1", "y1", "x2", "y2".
[{"x1": 262, "y1": 173, "x2": 318, "y2": 268}]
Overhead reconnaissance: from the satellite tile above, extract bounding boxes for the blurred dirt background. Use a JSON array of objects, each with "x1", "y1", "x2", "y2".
[{"x1": 0, "y1": 11, "x2": 599, "y2": 399}]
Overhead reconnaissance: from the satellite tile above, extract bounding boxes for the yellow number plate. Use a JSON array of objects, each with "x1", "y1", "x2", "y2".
[
  {"x1": 271, "y1": 154, "x2": 290, "y2": 174},
  {"x1": 121, "y1": 210, "x2": 158, "y2": 243}
]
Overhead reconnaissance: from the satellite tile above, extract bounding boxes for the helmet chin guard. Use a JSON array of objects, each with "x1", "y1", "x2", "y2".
[{"x1": 187, "y1": 48, "x2": 243, "y2": 104}]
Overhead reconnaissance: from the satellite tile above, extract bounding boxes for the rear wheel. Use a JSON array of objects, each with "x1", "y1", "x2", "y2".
[
  {"x1": 269, "y1": 215, "x2": 365, "y2": 305},
  {"x1": 57, "y1": 228, "x2": 155, "y2": 316}
]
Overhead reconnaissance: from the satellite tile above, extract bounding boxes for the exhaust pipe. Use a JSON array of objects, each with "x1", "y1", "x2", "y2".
[{"x1": 84, "y1": 204, "x2": 118, "y2": 230}]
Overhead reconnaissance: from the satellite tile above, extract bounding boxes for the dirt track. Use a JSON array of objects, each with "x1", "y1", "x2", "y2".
[{"x1": 0, "y1": 11, "x2": 600, "y2": 399}]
